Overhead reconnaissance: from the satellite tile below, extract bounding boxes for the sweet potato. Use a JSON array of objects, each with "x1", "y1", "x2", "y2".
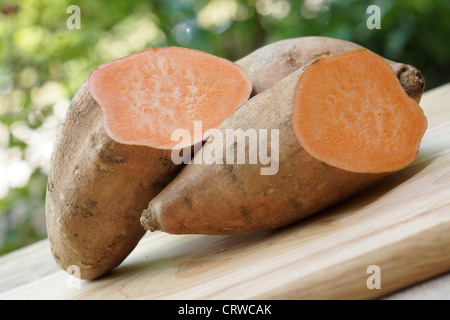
[
  {"x1": 45, "y1": 47, "x2": 252, "y2": 279},
  {"x1": 141, "y1": 49, "x2": 427, "y2": 235},
  {"x1": 236, "y1": 36, "x2": 425, "y2": 103}
]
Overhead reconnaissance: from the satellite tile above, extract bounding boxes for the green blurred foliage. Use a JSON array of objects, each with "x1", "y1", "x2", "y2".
[{"x1": 0, "y1": 0, "x2": 449, "y2": 255}]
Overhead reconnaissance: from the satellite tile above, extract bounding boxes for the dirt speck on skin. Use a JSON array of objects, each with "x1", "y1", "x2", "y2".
[
  {"x1": 152, "y1": 180, "x2": 168, "y2": 191},
  {"x1": 184, "y1": 196, "x2": 192, "y2": 209},
  {"x1": 94, "y1": 160, "x2": 114, "y2": 172},
  {"x1": 47, "y1": 180, "x2": 54, "y2": 193},
  {"x1": 158, "y1": 156, "x2": 173, "y2": 167},
  {"x1": 290, "y1": 199, "x2": 302, "y2": 211},
  {"x1": 99, "y1": 151, "x2": 126, "y2": 164},
  {"x1": 67, "y1": 201, "x2": 96, "y2": 218},
  {"x1": 107, "y1": 235, "x2": 124, "y2": 250},
  {"x1": 224, "y1": 164, "x2": 238, "y2": 183},
  {"x1": 240, "y1": 206, "x2": 250, "y2": 219},
  {"x1": 224, "y1": 164, "x2": 233, "y2": 173}
]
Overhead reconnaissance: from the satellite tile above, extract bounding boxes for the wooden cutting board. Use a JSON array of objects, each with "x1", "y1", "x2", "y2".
[{"x1": 0, "y1": 83, "x2": 449, "y2": 300}]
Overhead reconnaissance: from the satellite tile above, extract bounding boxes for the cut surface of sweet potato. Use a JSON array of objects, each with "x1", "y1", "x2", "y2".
[
  {"x1": 89, "y1": 47, "x2": 252, "y2": 149},
  {"x1": 292, "y1": 49, "x2": 427, "y2": 173}
]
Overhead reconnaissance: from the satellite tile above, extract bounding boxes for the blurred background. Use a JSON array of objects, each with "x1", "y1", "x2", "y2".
[{"x1": 0, "y1": 0, "x2": 449, "y2": 255}]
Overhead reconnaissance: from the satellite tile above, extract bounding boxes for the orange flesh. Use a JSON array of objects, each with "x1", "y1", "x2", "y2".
[
  {"x1": 88, "y1": 47, "x2": 252, "y2": 149},
  {"x1": 292, "y1": 49, "x2": 427, "y2": 173}
]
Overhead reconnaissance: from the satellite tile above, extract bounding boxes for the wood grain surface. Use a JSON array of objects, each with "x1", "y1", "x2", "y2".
[{"x1": 0, "y1": 83, "x2": 449, "y2": 300}]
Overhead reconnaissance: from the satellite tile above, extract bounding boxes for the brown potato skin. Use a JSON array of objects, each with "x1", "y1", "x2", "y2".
[
  {"x1": 45, "y1": 81, "x2": 181, "y2": 280},
  {"x1": 236, "y1": 36, "x2": 425, "y2": 102}
]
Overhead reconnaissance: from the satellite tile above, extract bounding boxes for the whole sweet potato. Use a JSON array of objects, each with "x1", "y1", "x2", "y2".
[{"x1": 141, "y1": 48, "x2": 427, "y2": 235}]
